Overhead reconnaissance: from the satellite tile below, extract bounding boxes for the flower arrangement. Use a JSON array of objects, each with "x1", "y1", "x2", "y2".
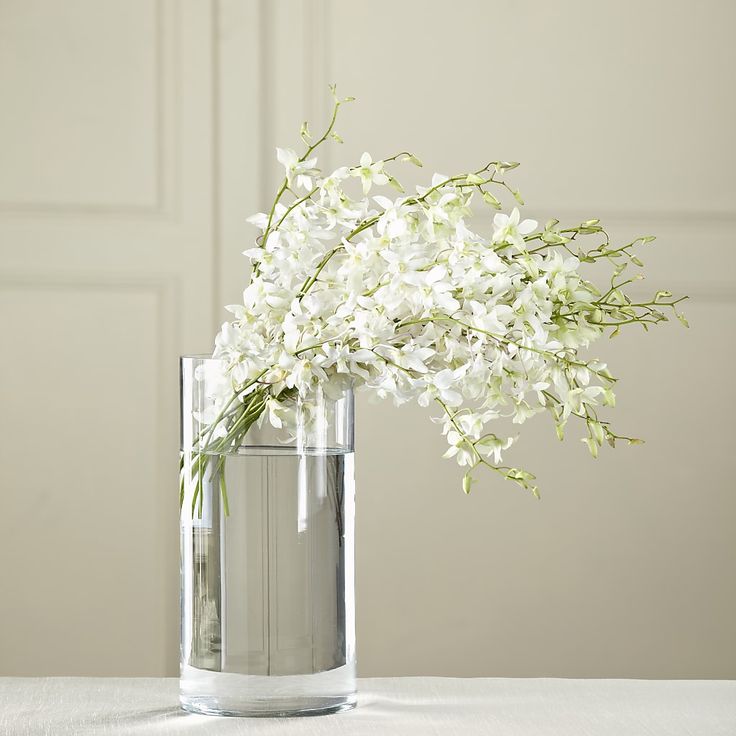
[{"x1": 185, "y1": 87, "x2": 687, "y2": 512}]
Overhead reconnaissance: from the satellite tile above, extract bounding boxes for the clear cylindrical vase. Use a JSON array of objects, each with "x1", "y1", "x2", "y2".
[{"x1": 179, "y1": 356, "x2": 356, "y2": 717}]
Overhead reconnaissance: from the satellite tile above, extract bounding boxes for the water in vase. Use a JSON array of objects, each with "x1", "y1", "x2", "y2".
[{"x1": 180, "y1": 447, "x2": 356, "y2": 716}]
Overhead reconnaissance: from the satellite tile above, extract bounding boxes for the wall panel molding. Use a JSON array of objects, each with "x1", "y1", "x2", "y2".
[
  {"x1": 0, "y1": 271, "x2": 180, "y2": 673},
  {"x1": 0, "y1": 0, "x2": 179, "y2": 221}
]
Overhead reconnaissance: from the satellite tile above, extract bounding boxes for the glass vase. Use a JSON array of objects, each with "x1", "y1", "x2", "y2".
[{"x1": 179, "y1": 356, "x2": 356, "y2": 717}]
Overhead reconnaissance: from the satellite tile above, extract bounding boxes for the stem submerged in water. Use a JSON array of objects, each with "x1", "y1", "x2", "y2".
[{"x1": 183, "y1": 389, "x2": 270, "y2": 519}]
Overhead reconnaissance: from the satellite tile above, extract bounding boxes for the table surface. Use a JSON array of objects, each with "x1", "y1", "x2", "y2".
[{"x1": 1, "y1": 677, "x2": 734, "y2": 735}]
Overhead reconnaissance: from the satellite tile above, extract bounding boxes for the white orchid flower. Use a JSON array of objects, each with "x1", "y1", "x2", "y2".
[
  {"x1": 276, "y1": 147, "x2": 319, "y2": 190},
  {"x1": 492, "y1": 207, "x2": 538, "y2": 251},
  {"x1": 351, "y1": 152, "x2": 389, "y2": 194}
]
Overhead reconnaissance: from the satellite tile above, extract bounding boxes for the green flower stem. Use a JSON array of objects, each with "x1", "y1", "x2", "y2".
[
  {"x1": 216, "y1": 455, "x2": 230, "y2": 517},
  {"x1": 436, "y1": 397, "x2": 538, "y2": 497},
  {"x1": 379, "y1": 150, "x2": 416, "y2": 164},
  {"x1": 182, "y1": 374, "x2": 271, "y2": 517},
  {"x1": 186, "y1": 399, "x2": 267, "y2": 519},
  {"x1": 369, "y1": 348, "x2": 414, "y2": 376},
  {"x1": 294, "y1": 336, "x2": 342, "y2": 357},
  {"x1": 399, "y1": 314, "x2": 616, "y2": 383},
  {"x1": 210, "y1": 394, "x2": 267, "y2": 453},
  {"x1": 272, "y1": 186, "x2": 319, "y2": 231},
  {"x1": 255, "y1": 94, "x2": 346, "y2": 269},
  {"x1": 256, "y1": 180, "x2": 288, "y2": 261},
  {"x1": 298, "y1": 245, "x2": 346, "y2": 297},
  {"x1": 195, "y1": 370, "x2": 268, "y2": 452},
  {"x1": 302, "y1": 94, "x2": 342, "y2": 161}
]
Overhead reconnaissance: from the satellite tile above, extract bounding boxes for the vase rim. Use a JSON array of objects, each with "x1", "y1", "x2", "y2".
[{"x1": 181, "y1": 354, "x2": 217, "y2": 359}]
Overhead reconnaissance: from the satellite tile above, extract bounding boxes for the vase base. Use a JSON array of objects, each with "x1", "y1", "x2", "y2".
[
  {"x1": 180, "y1": 694, "x2": 357, "y2": 718},
  {"x1": 179, "y1": 663, "x2": 357, "y2": 717}
]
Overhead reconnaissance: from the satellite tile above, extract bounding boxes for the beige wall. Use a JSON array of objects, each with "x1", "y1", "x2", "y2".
[{"x1": 1, "y1": 0, "x2": 734, "y2": 678}]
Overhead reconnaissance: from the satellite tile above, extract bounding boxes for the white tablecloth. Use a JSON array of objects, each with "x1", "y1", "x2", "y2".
[{"x1": 1, "y1": 677, "x2": 734, "y2": 735}]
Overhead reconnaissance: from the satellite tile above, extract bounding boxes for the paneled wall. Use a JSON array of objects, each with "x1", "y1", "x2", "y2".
[
  {"x1": 0, "y1": 0, "x2": 215, "y2": 675},
  {"x1": 1, "y1": 0, "x2": 734, "y2": 677}
]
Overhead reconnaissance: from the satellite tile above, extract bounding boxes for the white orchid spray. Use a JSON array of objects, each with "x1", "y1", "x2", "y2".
[{"x1": 183, "y1": 86, "x2": 687, "y2": 514}]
